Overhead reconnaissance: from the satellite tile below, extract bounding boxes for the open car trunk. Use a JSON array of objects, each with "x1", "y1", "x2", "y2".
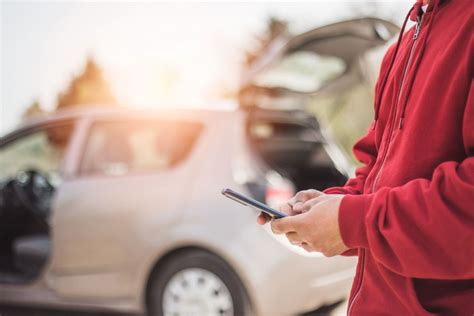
[
  {"x1": 246, "y1": 108, "x2": 349, "y2": 191},
  {"x1": 241, "y1": 17, "x2": 398, "y2": 191},
  {"x1": 240, "y1": 17, "x2": 399, "y2": 100}
]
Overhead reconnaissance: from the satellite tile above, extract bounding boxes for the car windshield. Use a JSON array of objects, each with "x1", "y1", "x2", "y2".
[{"x1": 253, "y1": 51, "x2": 346, "y2": 93}]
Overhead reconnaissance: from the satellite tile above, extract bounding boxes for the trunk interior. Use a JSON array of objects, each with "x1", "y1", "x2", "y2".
[{"x1": 246, "y1": 109, "x2": 348, "y2": 192}]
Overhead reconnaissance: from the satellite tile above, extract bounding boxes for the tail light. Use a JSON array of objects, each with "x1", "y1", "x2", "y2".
[{"x1": 265, "y1": 173, "x2": 295, "y2": 209}]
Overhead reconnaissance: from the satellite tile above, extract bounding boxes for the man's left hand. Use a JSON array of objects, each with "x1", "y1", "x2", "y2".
[{"x1": 270, "y1": 194, "x2": 349, "y2": 257}]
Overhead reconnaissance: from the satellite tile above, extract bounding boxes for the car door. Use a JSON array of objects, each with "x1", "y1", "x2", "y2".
[
  {"x1": 48, "y1": 115, "x2": 204, "y2": 299},
  {"x1": 0, "y1": 120, "x2": 75, "y2": 285}
]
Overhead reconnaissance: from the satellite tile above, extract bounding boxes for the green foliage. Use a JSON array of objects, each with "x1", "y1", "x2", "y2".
[
  {"x1": 244, "y1": 16, "x2": 289, "y2": 66},
  {"x1": 308, "y1": 83, "x2": 374, "y2": 164},
  {"x1": 57, "y1": 57, "x2": 116, "y2": 108},
  {"x1": 22, "y1": 100, "x2": 44, "y2": 119},
  {"x1": 0, "y1": 131, "x2": 62, "y2": 181}
]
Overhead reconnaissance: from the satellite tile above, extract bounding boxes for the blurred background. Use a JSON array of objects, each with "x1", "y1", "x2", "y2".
[
  {"x1": 1, "y1": 0, "x2": 412, "y2": 152},
  {"x1": 1, "y1": 1, "x2": 413, "y2": 315}
]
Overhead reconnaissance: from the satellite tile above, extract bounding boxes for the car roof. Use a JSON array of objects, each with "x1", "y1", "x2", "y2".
[{"x1": 7, "y1": 103, "x2": 241, "y2": 135}]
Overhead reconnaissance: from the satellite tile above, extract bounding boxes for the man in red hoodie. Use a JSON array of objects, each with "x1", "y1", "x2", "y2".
[{"x1": 257, "y1": 0, "x2": 473, "y2": 314}]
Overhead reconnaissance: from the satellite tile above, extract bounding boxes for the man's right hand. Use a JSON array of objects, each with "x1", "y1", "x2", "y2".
[{"x1": 256, "y1": 189, "x2": 324, "y2": 225}]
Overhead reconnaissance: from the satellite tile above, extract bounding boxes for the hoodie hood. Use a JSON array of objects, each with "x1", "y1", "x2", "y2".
[{"x1": 373, "y1": 0, "x2": 446, "y2": 129}]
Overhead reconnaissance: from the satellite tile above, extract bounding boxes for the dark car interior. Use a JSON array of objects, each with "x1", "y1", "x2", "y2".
[
  {"x1": 0, "y1": 170, "x2": 53, "y2": 284},
  {"x1": 246, "y1": 108, "x2": 348, "y2": 192},
  {"x1": 0, "y1": 123, "x2": 72, "y2": 284}
]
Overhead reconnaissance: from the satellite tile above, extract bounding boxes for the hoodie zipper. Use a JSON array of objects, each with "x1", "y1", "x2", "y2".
[
  {"x1": 347, "y1": 249, "x2": 365, "y2": 315},
  {"x1": 347, "y1": 15, "x2": 424, "y2": 316},
  {"x1": 371, "y1": 14, "x2": 424, "y2": 194}
]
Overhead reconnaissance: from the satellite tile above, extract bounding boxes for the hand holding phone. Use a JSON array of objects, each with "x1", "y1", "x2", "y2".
[{"x1": 221, "y1": 188, "x2": 287, "y2": 219}]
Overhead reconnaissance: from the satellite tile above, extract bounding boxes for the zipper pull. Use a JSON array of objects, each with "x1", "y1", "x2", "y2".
[{"x1": 413, "y1": 16, "x2": 422, "y2": 40}]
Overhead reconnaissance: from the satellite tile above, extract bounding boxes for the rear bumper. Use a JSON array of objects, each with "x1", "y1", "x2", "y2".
[
  {"x1": 263, "y1": 264, "x2": 354, "y2": 316},
  {"x1": 299, "y1": 267, "x2": 354, "y2": 313},
  {"x1": 250, "y1": 248, "x2": 356, "y2": 315},
  {"x1": 248, "y1": 227, "x2": 356, "y2": 315}
]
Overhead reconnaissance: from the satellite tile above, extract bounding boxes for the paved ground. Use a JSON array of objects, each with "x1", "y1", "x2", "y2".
[
  {"x1": 0, "y1": 300, "x2": 348, "y2": 316},
  {"x1": 328, "y1": 300, "x2": 347, "y2": 316}
]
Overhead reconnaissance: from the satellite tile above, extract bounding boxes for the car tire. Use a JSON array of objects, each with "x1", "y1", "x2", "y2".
[{"x1": 147, "y1": 249, "x2": 253, "y2": 316}]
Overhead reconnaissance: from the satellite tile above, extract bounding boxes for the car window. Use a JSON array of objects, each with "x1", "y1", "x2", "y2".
[
  {"x1": 253, "y1": 51, "x2": 346, "y2": 93},
  {"x1": 0, "y1": 123, "x2": 74, "y2": 183},
  {"x1": 80, "y1": 119, "x2": 202, "y2": 176}
]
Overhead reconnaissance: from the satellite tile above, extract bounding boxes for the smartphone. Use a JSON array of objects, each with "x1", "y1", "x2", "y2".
[{"x1": 221, "y1": 188, "x2": 287, "y2": 218}]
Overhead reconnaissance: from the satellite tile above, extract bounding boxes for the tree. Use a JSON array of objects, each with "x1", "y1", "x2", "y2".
[
  {"x1": 244, "y1": 16, "x2": 289, "y2": 66},
  {"x1": 57, "y1": 57, "x2": 116, "y2": 109},
  {"x1": 22, "y1": 100, "x2": 44, "y2": 119}
]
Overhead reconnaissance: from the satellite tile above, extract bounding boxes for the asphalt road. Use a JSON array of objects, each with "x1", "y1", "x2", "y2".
[
  {"x1": 0, "y1": 306, "x2": 133, "y2": 316},
  {"x1": 0, "y1": 300, "x2": 348, "y2": 316}
]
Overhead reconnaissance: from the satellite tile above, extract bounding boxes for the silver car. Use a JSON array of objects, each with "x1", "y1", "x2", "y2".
[{"x1": 0, "y1": 105, "x2": 356, "y2": 315}]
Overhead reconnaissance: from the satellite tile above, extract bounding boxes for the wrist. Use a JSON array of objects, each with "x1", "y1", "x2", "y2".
[{"x1": 338, "y1": 194, "x2": 371, "y2": 249}]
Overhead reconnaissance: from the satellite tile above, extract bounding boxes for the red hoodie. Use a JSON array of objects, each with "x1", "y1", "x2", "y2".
[{"x1": 324, "y1": 0, "x2": 474, "y2": 314}]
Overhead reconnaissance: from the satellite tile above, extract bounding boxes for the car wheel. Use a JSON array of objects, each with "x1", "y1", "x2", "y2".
[{"x1": 147, "y1": 249, "x2": 252, "y2": 316}]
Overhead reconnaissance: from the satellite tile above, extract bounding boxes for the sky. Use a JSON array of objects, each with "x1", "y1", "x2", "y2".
[{"x1": 0, "y1": 0, "x2": 412, "y2": 134}]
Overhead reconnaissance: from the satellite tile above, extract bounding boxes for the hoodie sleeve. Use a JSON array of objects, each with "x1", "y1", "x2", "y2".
[
  {"x1": 324, "y1": 46, "x2": 396, "y2": 257},
  {"x1": 338, "y1": 79, "x2": 474, "y2": 279}
]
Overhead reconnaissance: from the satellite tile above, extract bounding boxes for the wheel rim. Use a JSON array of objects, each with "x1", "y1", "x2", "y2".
[{"x1": 162, "y1": 268, "x2": 234, "y2": 316}]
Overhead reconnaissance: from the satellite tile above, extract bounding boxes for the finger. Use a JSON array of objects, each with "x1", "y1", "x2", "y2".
[
  {"x1": 288, "y1": 189, "x2": 323, "y2": 207},
  {"x1": 279, "y1": 202, "x2": 299, "y2": 216},
  {"x1": 292, "y1": 201, "x2": 306, "y2": 213},
  {"x1": 270, "y1": 217, "x2": 297, "y2": 234},
  {"x1": 257, "y1": 212, "x2": 271, "y2": 225},
  {"x1": 294, "y1": 198, "x2": 314, "y2": 213},
  {"x1": 285, "y1": 232, "x2": 301, "y2": 245},
  {"x1": 300, "y1": 242, "x2": 313, "y2": 252},
  {"x1": 288, "y1": 190, "x2": 309, "y2": 206},
  {"x1": 297, "y1": 195, "x2": 326, "y2": 213},
  {"x1": 279, "y1": 202, "x2": 292, "y2": 215}
]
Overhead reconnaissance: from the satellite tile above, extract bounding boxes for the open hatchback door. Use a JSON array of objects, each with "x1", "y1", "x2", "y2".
[{"x1": 240, "y1": 17, "x2": 398, "y2": 191}]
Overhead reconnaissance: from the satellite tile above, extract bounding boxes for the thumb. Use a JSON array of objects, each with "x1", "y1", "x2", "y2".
[
  {"x1": 290, "y1": 189, "x2": 324, "y2": 212},
  {"x1": 270, "y1": 211, "x2": 306, "y2": 234}
]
